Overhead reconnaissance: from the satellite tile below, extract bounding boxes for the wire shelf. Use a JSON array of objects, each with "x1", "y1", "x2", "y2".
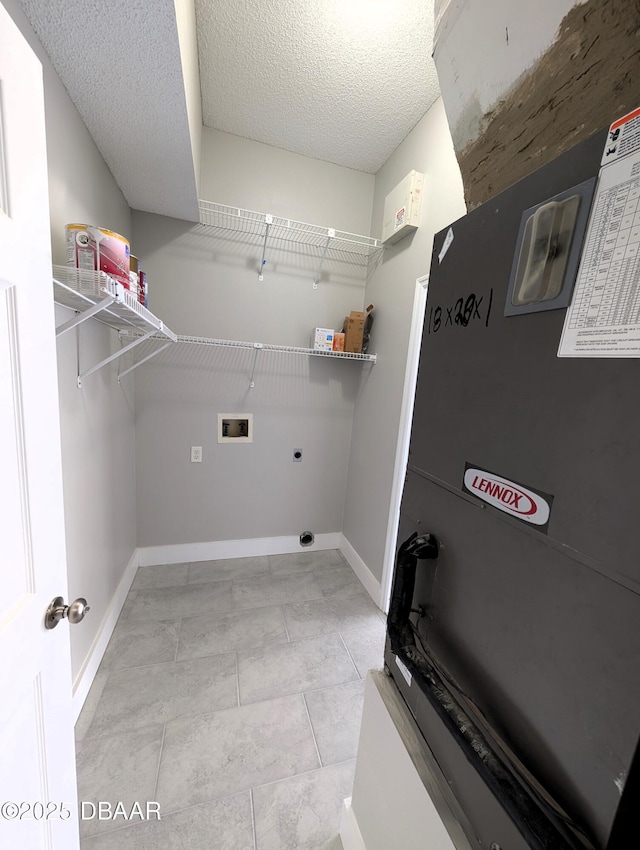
[
  {"x1": 53, "y1": 265, "x2": 176, "y2": 339},
  {"x1": 119, "y1": 331, "x2": 376, "y2": 388},
  {"x1": 121, "y1": 332, "x2": 377, "y2": 363},
  {"x1": 52, "y1": 265, "x2": 177, "y2": 385},
  {"x1": 198, "y1": 201, "x2": 382, "y2": 259},
  {"x1": 179, "y1": 334, "x2": 376, "y2": 361}
]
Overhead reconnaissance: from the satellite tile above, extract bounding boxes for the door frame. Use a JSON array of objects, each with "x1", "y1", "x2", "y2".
[{"x1": 379, "y1": 272, "x2": 429, "y2": 612}]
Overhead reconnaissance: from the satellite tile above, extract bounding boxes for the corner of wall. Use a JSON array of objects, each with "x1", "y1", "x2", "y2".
[
  {"x1": 340, "y1": 534, "x2": 383, "y2": 609},
  {"x1": 342, "y1": 97, "x2": 466, "y2": 599},
  {"x1": 174, "y1": 0, "x2": 203, "y2": 193},
  {"x1": 72, "y1": 548, "x2": 139, "y2": 722},
  {"x1": 340, "y1": 797, "x2": 368, "y2": 850}
]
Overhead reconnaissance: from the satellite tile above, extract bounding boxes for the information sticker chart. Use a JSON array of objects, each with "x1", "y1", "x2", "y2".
[
  {"x1": 567, "y1": 168, "x2": 640, "y2": 329},
  {"x1": 559, "y1": 117, "x2": 640, "y2": 357}
]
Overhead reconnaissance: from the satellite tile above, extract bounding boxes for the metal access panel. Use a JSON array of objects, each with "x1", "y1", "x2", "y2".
[{"x1": 387, "y1": 128, "x2": 640, "y2": 849}]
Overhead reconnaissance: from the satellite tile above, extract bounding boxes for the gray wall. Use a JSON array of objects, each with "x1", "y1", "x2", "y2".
[
  {"x1": 343, "y1": 98, "x2": 466, "y2": 587},
  {"x1": 133, "y1": 130, "x2": 375, "y2": 546},
  {"x1": 2, "y1": 0, "x2": 136, "y2": 684},
  {"x1": 200, "y1": 127, "x2": 375, "y2": 226}
]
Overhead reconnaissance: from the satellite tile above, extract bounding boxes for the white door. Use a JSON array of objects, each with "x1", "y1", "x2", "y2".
[{"x1": 0, "y1": 6, "x2": 80, "y2": 848}]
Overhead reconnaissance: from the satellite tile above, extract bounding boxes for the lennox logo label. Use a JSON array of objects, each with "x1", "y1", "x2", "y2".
[{"x1": 462, "y1": 464, "x2": 553, "y2": 530}]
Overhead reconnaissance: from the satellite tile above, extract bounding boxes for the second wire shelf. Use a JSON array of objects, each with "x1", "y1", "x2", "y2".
[
  {"x1": 119, "y1": 331, "x2": 377, "y2": 388},
  {"x1": 198, "y1": 200, "x2": 383, "y2": 287}
]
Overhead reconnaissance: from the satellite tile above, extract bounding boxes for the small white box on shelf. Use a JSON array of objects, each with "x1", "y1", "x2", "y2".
[{"x1": 310, "y1": 328, "x2": 334, "y2": 350}]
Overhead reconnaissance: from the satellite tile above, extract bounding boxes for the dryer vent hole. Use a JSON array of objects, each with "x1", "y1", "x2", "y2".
[{"x1": 299, "y1": 531, "x2": 314, "y2": 547}]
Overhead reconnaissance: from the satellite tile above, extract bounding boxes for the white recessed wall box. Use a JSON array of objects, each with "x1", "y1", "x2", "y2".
[
  {"x1": 218, "y1": 413, "x2": 253, "y2": 443},
  {"x1": 381, "y1": 170, "x2": 424, "y2": 245}
]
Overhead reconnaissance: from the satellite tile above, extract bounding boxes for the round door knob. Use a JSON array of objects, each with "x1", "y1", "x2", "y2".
[
  {"x1": 67, "y1": 598, "x2": 90, "y2": 624},
  {"x1": 45, "y1": 596, "x2": 91, "y2": 630}
]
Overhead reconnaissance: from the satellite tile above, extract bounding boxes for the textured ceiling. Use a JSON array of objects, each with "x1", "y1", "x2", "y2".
[
  {"x1": 17, "y1": 0, "x2": 439, "y2": 221},
  {"x1": 18, "y1": 0, "x2": 200, "y2": 221},
  {"x1": 196, "y1": 0, "x2": 440, "y2": 173}
]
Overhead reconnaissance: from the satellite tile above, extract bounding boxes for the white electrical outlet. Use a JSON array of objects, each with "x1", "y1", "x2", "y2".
[{"x1": 190, "y1": 446, "x2": 202, "y2": 463}]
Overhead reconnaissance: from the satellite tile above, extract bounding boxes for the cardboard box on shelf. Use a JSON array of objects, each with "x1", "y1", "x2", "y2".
[
  {"x1": 310, "y1": 327, "x2": 335, "y2": 350},
  {"x1": 342, "y1": 311, "x2": 365, "y2": 353}
]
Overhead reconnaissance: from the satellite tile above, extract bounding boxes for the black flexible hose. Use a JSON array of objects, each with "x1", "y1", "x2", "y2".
[{"x1": 386, "y1": 534, "x2": 595, "y2": 850}]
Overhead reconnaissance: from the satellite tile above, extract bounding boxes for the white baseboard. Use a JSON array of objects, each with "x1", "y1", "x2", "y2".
[
  {"x1": 340, "y1": 797, "x2": 367, "y2": 850},
  {"x1": 71, "y1": 548, "x2": 138, "y2": 722},
  {"x1": 339, "y1": 534, "x2": 382, "y2": 608},
  {"x1": 137, "y1": 532, "x2": 343, "y2": 567}
]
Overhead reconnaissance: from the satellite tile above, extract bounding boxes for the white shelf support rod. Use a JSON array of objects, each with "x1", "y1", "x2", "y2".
[
  {"x1": 258, "y1": 215, "x2": 273, "y2": 281},
  {"x1": 313, "y1": 229, "x2": 335, "y2": 289},
  {"x1": 77, "y1": 327, "x2": 156, "y2": 387},
  {"x1": 55, "y1": 294, "x2": 116, "y2": 337},
  {"x1": 117, "y1": 339, "x2": 175, "y2": 382},
  {"x1": 249, "y1": 342, "x2": 264, "y2": 388}
]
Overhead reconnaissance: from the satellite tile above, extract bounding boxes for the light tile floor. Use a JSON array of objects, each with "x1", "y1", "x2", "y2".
[{"x1": 76, "y1": 550, "x2": 387, "y2": 850}]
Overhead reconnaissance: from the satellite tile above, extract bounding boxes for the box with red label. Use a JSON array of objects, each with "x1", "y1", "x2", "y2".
[{"x1": 65, "y1": 223, "x2": 130, "y2": 289}]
